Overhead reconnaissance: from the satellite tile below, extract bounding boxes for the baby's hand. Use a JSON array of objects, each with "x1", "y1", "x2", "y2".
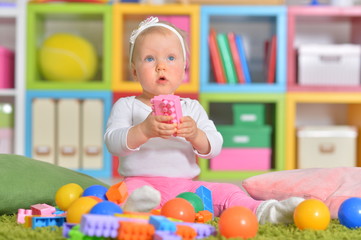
[
  {"x1": 176, "y1": 116, "x2": 198, "y2": 142},
  {"x1": 140, "y1": 113, "x2": 177, "y2": 139}
]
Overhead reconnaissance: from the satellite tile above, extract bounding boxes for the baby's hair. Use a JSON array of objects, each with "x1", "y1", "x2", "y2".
[{"x1": 129, "y1": 20, "x2": 189, "y2": 67}]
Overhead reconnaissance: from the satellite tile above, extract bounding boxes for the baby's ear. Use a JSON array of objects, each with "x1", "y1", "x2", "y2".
[{"x1": 131, "y1": 63, "x2": 138, "y2": 81}]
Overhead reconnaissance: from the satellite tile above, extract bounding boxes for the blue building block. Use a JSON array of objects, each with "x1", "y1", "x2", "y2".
[
  {"x1": 32, "y1": 216, "x2": 66, "y2": 229},
  {"x1": 149, "y1": 215, "x2": 176, "y2": 232},
  {"x1": 195, "y1": 186, "x2": 214, "y2": 219}
]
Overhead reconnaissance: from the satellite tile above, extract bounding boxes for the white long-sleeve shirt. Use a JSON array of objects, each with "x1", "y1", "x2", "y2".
[{"x1": 104, "y1": 96, "x2": 223, "y2": 178}]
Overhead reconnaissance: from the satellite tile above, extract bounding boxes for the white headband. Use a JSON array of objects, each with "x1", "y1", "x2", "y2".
[{"x1": 129, "y1": 16, "x2": 187, "y2": 64}]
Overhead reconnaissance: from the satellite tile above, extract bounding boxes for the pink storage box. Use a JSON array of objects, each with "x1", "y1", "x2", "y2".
[
  {"x1": 0, "y1": 46, "x2": 15, "y2": 89},
  {"x1": 0, "y1": 128, "x2": 13, "y2": 154},
  {"x1": 210, "y1": 148, "x2": 271, "y2": 170}
]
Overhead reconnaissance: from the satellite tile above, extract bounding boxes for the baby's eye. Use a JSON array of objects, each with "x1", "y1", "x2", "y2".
[
  {"x1": 168, "y1": 56, "x2": 175, "y2": 61},
  {"x1": 145, "y1": 56, "x2": 154, "y2": 62}
]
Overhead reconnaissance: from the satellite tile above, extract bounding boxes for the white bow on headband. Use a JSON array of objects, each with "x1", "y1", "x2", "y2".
[{"x1": 129, "y1": 16, "x2": 187, "y2": 62}]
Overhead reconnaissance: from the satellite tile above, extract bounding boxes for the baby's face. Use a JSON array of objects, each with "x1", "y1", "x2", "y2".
[{"x1": 131, "y1": 30, "x2": 186, "y2": 97}]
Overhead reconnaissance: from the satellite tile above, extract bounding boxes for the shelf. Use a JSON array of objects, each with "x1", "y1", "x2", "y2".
[
  {"x1": 112, "y1": 3, "x2": 200, "y2": 94},
  {"x1": 200, "y1": 6, "x2": 287, "y2": 93},
  {"x1": 287, "y1": 6, "x2": 361, "y2": 92},
  {"x1": 25, "y1": 90, "x2": 113, "y2": 178},
  {"x1": 285, "y1": 92, "x2": 361, "y2": 170},
  {"x1": 26, "y1": 3, "x2": 112, "y2": 90},
  {"x1": 199, "y1": 93, "x2": 285, "y2": 180}
]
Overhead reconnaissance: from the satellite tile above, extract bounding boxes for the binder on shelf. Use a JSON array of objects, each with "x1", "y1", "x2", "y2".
[
  {"x1": 217, "y1": 33, "x2": 238, "y2": 84},
  {"x1": 265, "y1": 35, "x2": 277, "y2": 84},
  {"x1": 208, "y1": 28, "x2": 227, "y2": 84},
  {"x1": 227, "y1": 32, "x2": 246, "y2": 84},
  {"x1": 235, "y1": 34, "x2": 252, "y2": 84}
]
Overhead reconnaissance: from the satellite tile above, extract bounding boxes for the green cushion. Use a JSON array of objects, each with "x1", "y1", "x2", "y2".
[{"x1": 0, "y1": 154, "x2": 109, "y2": 215}]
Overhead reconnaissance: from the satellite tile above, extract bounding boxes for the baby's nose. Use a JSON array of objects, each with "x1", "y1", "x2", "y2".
[{"x1": 156, "y1": 61, "x2": 166, "y2": 71}]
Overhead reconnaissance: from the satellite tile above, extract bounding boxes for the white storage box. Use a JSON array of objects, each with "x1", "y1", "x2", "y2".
[
  {"x1": 297, "y1": 126, "x2": 357, "y2": 168},
  {"x1": 298, "y1": 44, "x2": 361, "y2": 86}
]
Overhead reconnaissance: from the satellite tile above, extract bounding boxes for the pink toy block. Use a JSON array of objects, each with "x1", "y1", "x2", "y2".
[
  {"x1": 210, "y1": 148, "x2": 271, "y2": 170},
  {"x1": 31, "y1": 203, "x2": 56, "y2": 216},
  {"x1": 17, "y1": 209, "x2": 33, "y2": 224},
  {"x1": 0, "y1": 46, "x2": 14, "y2": 89},
  {"x1": 151, "y1": 95, "x2": 182, "y2": 124}
]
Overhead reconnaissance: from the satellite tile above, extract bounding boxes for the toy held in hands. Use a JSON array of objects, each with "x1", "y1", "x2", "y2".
[{"x1": 151, "y1": 95, "x2": 182, "y2": 124}]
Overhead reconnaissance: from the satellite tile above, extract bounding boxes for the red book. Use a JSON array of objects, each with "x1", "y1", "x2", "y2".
[
  {"x1": 208, "y1": 28, "x2": 227, "y2": 84},
  {"x1": 227, "y1": 32, "x2": 246, "y2": 84},
  {"x1": 266, "y1": 35, "x2": 277, "y2": 84}
]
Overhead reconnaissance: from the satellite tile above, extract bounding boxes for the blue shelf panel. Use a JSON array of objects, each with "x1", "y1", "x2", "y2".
[
  {"x1": 200, "y1": 6, "x2": 287, "y2": 93},
  {"x1": 25, "y1": 90, "x2": 113, "y2": 178}
]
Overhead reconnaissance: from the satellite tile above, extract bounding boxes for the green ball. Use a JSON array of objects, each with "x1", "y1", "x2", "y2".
[{"x1": 176, "y1": 192, "x2": 204, "y2": 213}]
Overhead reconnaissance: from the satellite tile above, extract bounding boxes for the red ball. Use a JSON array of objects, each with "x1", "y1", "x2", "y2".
[
  {"x1": 219, "y1": 206, "x2": 258, "y2": 239},
  {"x1": 161, "y1": 198, "x2": 196, "y2": 222}
]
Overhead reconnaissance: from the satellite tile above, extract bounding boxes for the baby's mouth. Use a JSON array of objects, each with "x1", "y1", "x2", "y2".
[{"x1": 158, "y1": 76, "x2": 167, "y2": 82}]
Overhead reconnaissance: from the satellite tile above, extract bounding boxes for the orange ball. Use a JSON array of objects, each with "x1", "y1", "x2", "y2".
[
  {"x1": 161, "y1": 198, "x2": 196, "y2": 222},
  {"x1": 219, "y1": 206, "x2": 258, "y2": 239},
  {"x1": 293, "y1": 199, "x2": 330, "y2": 230}
]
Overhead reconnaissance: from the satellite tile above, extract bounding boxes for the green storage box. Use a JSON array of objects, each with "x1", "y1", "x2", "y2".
[
  {"x1": 232, "y1": 104, "x2": 265, "y2": 126},
  {"x1": 217, "y1": 125, "x2": 272, "y2": 148}
]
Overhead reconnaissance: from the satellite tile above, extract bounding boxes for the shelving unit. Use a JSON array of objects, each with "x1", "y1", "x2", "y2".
[
  {"x1": 26, "y1": 3, "x2": 112, "y2": 90},
  {"x1": 0, "y1": 0, "x2": 26, "y2": 155},
  {"x1": 112, "y1": 3, "x2": 200, "y2": 94},
  {"x1": 200, "y1": 6, "x2": 287, "y2": 93},
  {"x1": 287, "y1": 6, "x2": 361, "y2": 91},
  {"x1": 199, "y1": 93, "x2": 285, "y2": 180},
  {"x1": 286, "y1": 92, "x2": 361, "y2": 170}
]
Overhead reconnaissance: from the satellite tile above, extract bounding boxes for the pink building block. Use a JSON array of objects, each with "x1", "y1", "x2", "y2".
[
  {"x1": 151, "y1": 95, "x2": 182, "y2": 124},
  {"x1": 0, "y1": 46, "x2": 14, "y2": 89},
  {"x1": 31, "y1": 203, "x2": 56, "y2": 216},
  {"x1": 17, "y1": 209, "x2": 33, "y2": 224},
  {"x1": 210, "y1": 148, "x2": 271, "y2": 170}
]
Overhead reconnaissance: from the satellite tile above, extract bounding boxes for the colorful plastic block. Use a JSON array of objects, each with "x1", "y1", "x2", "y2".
[
  {"x1": 154, "y1": 230, "x2": 181, "y2": 240},
  {"x1": 80, "y1": 214, "x2": 120, "y2": 238},
  {"x1": 31, "y1": 216, "x2": 66, "y2": 229},
  {"x1": 31, "y1": 203, "x2": 56, "y2": 216},
  {"x1": 149, "y1": 215, "x2": 177, "y2": 232},
  {"x1": 176, "y1": 225, "x2": 197, "y2": 240},
  {"x1": 195, "y1": 186, "x2": 214, "y2": 219},
  {"x1": 118, "y1": 221, "x2": 155, "y2": 240},
  {"x1": 106, "y1": 181, "x2": 128, "y2": 204},
  {"x1": 151, "y1": 95, "x2": 182, "y2": 124},
  {"x1": 195, "y1": 210, "x2": 213, "y2": 223},
  {"x1": 17, "y1": 209, "x2": 32, "y2": 224},
  {"x1": 176, "y1": 222, "x2": 216, "y2": 239},
  {"x1": 63, "y1": 223, "x2": 77, "y2": 238}
]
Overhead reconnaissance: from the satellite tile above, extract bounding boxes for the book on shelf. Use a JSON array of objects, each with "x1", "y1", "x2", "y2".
[
  {"x1": 227, "y1": 32, "x2": 246, "y2": 84},
  {"x1": 265, "y1": 35, "x2": 277, "y2": 84},
  {"x1": 234, "y1": 34, "x2": 252, "y2": 84},
  {"x1": 208, "y1": 28, "x2": 227, "y2": 84},
  {"x1": 216, "y1": 33, "x2": 238, "y2": 84}
]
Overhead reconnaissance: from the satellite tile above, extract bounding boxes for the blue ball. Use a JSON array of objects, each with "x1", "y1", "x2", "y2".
[
  {"x1": 90, "y1": 201, "x2": 123, "y2": 216},
  {"x1": 338, "y1": 197, "x2": 361, "y2": 229},
  {"x1": 82, "y1": 185, "x2": 108, "y2": 200}
]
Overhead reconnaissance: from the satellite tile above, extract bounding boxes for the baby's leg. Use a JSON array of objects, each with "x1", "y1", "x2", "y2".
[
  {"x1": 188, "y1": 181, "x2": 262, "y2": 217},
  {"x1": 122, "y1": 177, "x2": 161, "y2": 212},
  {"x1": 189, "y1": 181, "x2": 304, "y2": 224}
]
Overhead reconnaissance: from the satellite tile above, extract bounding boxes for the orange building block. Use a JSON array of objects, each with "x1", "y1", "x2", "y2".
[
  {"x1": 195, "y1": 210, "x2": 213, "y2": 223},
  {"x1": 118, "y1": 221, "x2": 155, "y2": 240},
  {"x1": 106, "y1": 181, "x2": 128, "y2": 204},
  {"x1": 176, "y1": 225, "x2": 197, "y2": 240}
]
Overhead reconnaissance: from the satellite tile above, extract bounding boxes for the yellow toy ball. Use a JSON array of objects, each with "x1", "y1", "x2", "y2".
[
  {"x1": 293, "y1": 199, "x2": 330, "y2": 230},
  {"x1": 66, "y1": 197, "x2": 98, "y2": 224},
  {"x1": 55, "y1": 183, "x2": 84, "y2": 211},
  {"x1": 39, "y1": 33, "x2": 98, "y2": 82}
]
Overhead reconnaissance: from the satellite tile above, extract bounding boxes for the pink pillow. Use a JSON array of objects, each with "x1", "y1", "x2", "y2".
[{"x1": 242, "y1": 167, "x2": 361, "y2": 219}]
